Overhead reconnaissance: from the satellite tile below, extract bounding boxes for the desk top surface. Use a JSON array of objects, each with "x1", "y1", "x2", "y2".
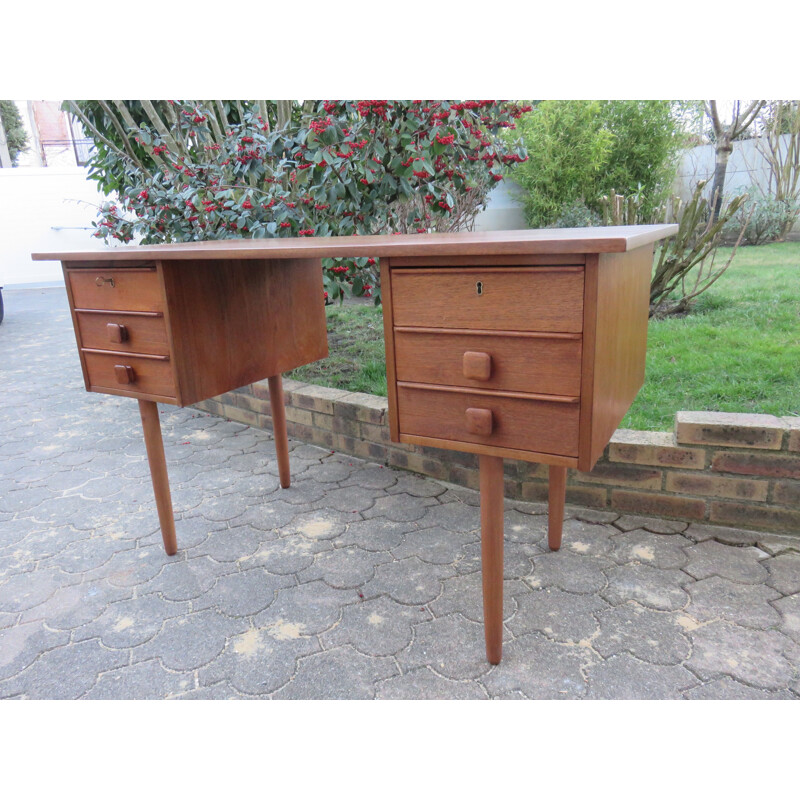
[{"x1": 32, "y1": 225, "x2": 678, "y2": 263}]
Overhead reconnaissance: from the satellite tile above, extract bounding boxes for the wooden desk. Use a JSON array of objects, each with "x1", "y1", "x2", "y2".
[{"x1": 33, "y1": 225, "x2": 676, "y2": 663}]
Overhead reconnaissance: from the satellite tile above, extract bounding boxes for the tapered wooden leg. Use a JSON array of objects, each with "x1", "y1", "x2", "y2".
[
  {"x1": 548, "y1": 465, "x2": 567, "y2": 551},
  {"x1": 480, "y1": 454, "x2": 504, "y2": 665},
  {"x1": 268, "y1": 374, "x2": 291, "y2": 489},
  {"x1": 138, "y1": 400, "x2": 177, "y2": 556}
]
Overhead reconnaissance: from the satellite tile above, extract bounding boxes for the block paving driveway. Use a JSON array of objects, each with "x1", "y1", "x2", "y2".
[{"x1": 1, "y1": 286, "x2": 799, "y2": 700}]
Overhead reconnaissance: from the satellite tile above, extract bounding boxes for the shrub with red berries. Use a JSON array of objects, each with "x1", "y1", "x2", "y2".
[{"x1": 76, "y1": 100, "x2": 530, "y2": 304}]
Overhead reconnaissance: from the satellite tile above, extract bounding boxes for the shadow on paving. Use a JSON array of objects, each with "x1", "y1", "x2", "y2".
[{"x1": 1, "y1": 286, "x2": 799, "y2": 699}]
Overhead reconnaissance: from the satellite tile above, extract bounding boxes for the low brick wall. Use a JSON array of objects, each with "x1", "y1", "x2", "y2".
[{"x1": 194, "y1": 380, "x2": 800, "y2": 536}]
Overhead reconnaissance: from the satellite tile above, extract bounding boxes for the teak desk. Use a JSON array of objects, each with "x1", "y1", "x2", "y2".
[{"x1": 33, "y1": 225, "x2": 676, "y2": 664}]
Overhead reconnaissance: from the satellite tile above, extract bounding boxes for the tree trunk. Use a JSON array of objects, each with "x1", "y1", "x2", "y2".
[{"x1": 710, "y1": 138, "x2": 732, "y2": 222}]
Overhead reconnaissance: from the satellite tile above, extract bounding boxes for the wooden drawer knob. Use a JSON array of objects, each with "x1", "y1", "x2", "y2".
[
  {"x1": 114, "y1": 364, "x2": 136, "y2": 384},
  {"x1": 466, "y1": 407, "x2": 493, "y2": 436},
  {"x1": 463, "y1": 351, "x2": 492, "y2": 381},
  {"x1": 107, "y1": 323, "x2": 129, "y2": 343}
]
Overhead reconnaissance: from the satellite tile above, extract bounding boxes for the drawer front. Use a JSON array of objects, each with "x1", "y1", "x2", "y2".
[
  {"x1": 67, "y1": 267, "x2": 163, "y2": 312},
  {"x1": 394, "y1": 330, "x2": 582, "y2": 397},
  {"x1": 391, "y1": 267, "x2": 584, "y2": 332},
  {"x1": 83, "y1": 351, "x2": 176, "y2": 399},
  {"x1": 397, "y1": 384, "x2": 580, "y2": 457},
  {"x1": 76, "y1": 311, "x2": 169, "y2": 356}
]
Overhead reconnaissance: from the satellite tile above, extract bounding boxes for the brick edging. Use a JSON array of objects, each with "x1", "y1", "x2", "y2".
[{"x1": 194, "y1": 380, "x2": 800, "y2": 537}]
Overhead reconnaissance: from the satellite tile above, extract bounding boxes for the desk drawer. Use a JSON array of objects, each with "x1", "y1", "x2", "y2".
[
  {"x1": 67, "y1": 267, "x2": 163, "y2": 312},
  {"x1": 397, "y1": 384, "x2": 580, "y2": 457},
  {"x1": 391, "y1": 267, "x2": 584, "y2": 332},
  {"x1": 394, "y1": 329, "x2": 582, "y2": 397},
  {"x1": 76, "y1": 310, "x2": 169, "y2": 356},
  {"x1": 83, "y1": 350, "x2": 176, "y2": 399}
]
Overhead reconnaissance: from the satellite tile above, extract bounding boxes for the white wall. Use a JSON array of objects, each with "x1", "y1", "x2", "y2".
[
  {"x1": 0, "y1": 167, "x2": 108, "y2": 286},
  {"x1": 675, "y1": 133, "x2": 794, "y2": 201},
  {"x1": 473, "y1": 179, "x2": 527, "y2": 231}
]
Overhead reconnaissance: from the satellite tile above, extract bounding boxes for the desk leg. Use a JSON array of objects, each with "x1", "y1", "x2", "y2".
[
  {"x1": 138, "y1": 400, "x2": 177, "y2": 556},
  {"x1": 480, "y1": 455, "x2": 504, "y2": 665},
  {"x1": 268, "y1": 374, "x2": 291, "y2": 489},
  {"x1": 548, "y1": 465, "x2": 567, "y2": 551}
]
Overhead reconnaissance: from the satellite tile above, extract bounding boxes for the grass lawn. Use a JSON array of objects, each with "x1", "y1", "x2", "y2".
[{"x1": 288, "y1": 241, "x2": 800, "y2": 431}]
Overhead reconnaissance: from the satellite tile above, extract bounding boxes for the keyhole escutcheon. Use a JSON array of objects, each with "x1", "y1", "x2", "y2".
[{"x1": 476, "y1": 281, "x2": 483, "y2": 296}]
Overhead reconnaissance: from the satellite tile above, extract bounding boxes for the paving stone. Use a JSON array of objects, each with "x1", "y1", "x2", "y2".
[
  {"x1": 93, "y1": 544, "x2": 175, "y2": 588},
  {"x1": 273, "y1": 645, "x2": 398, "y2": 699},
  {"x1": 437, "y1": 487, "x2": 483, "y2": 507},
  {"x1": 684, "y1": 523, "x2": 760, "y2": 545},
  {"x1": 280, "y1": 509, "x2": 351, "y2": 542},
  {"x1": 416, "y1": 501, "x2": 481, "y2": 533},
  {"x1": 20, "y1": 578, "x2": 133, "y2": 631},
  {"x1": 0, "y1": 568, "x2": 80, "y2": 614},
  {"x1": 459, "y1": 536, "x2": 547, "y2": 580},
  {"x1": 377, "y1": 666, "x2": 487, "y2": 699},
  {"x1": 335, "y1": 518, "x2": 415, "y2": 553},
  {"x1": 73, "y1": 594, "x2": 192, "y2": 649},
  {"x1": 132, "y1": 609, "x2": 248, "y2": 671},
  {"x1": 305, "y1": 459, "x2": 360, "y2": 484},
  {"x1": 362, "y1": 493, "x2": 440, "y2": 523},
  {"x1": 571, "y1": 508, "x2": 620, "y2": 524},
  {"x1": 299, "y1": 546, "x2": 393, "y2": 590},
  {"x1": 683, "y1": 540, "x2": 769, "y2": 583},
  {"x1": 140, "y1": 556, "x2": 235, "y2": 602},
  {"x1": 765, "y1": 554, "x2": 800, "y2": 596},
  {"x1": 188, "y1": 525, "x2": 274, "y2": 564},
  {"x1": 84, "y1": 659, "x2": 195, "y2": 699},
  {"x1": 173, "y1": 682, "x2": 244, "y2": 700},
  {"x1": 503, "y1": 509, "x2": 548, "y2": 543},
  {"x1": 602, "y1": 564, "x2": 691, "y2": 611},
  {"x1": 774, "y1": 594, "x2": 800, "y2": 645},
  {"x1": 686, "y1": 621, "x2": 797, "y2": 690},
  {"x1": 526, "y1": 551, "x2": 611, "y2": 595},
  {"x1": 40, "y1": 534, "x2": 137, "y2": 575},
  {"x1": 757, "y1": 535, "x2": 800, "y2": 557},
  {"x1": 193, "y1": 568, "x2": 293, "y2": 617},
  {"x1": 0, "y1": 638, "x2": 128, "y2": 700},
  {"x1": 684, "y1": 677, "x2": 797, "y2": 700},
  {"x1": 321, "y1": 595, "x2": 431, "y2": 657},
  {"x1": 430, "y1": 572, "x2": 521, "y2": 624},
  {"x1": 609, "y1": 531, "x2": 691, "y2": 570},
  {"x1": 253, "y1": 580, "x2": 357, "y2": 637},
  {"x1": 685, "y1": 576, "x2": 781, "y2": 629},
  {"x1": 397, "y1": 613, "x2": 494, "y2": 680},
  {"x1": 313, "y1": 484, "x2": 384, "y2": 515},
  {"x1": 273, "y1": 478, "x2": 328, "y2": 506},
  {"x1": 364, "y1": 557, "x2": 455, "y2": 606},
  {"x1": 230, "y1": 499, "x2": 303, "y2": 533},
  {"x1": 508, "y1": 588, "x2": 606, "y2": 644},
  {"x1": 585, "y1": 654, "x2": 699, "y2": 699},
  {"x1": 0, "y1": 619, "x2": 70, "y2": 681},
  {"x1": 386, "y1": 473, "x2": 449, "y2": 498},
  {"x1": 341, "y1": 464, "x2": 399, "y2": 491},
  {"x1": 481, "y1": 632, "x2": 593, "y2": 699},
  {"x1": 198, "y1": 626, "x2": 319, "y2": 695},
  {"x1": 593, "y1": 602, "x2": 691, "y2": 665},
  {"x1": 559, "y1": 520, "x2": 616, "y2": 557},
  {"x1": 243, "y1": 531, "x2": 328, "y2": 576},
  {"x1": 392, "y1": 526, "x2": 474, "y2": 565}
]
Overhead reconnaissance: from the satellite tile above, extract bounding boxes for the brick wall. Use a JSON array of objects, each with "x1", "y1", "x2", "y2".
[{"x1": 194, "y1": 381, "x2": 800, "y2": 536}]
